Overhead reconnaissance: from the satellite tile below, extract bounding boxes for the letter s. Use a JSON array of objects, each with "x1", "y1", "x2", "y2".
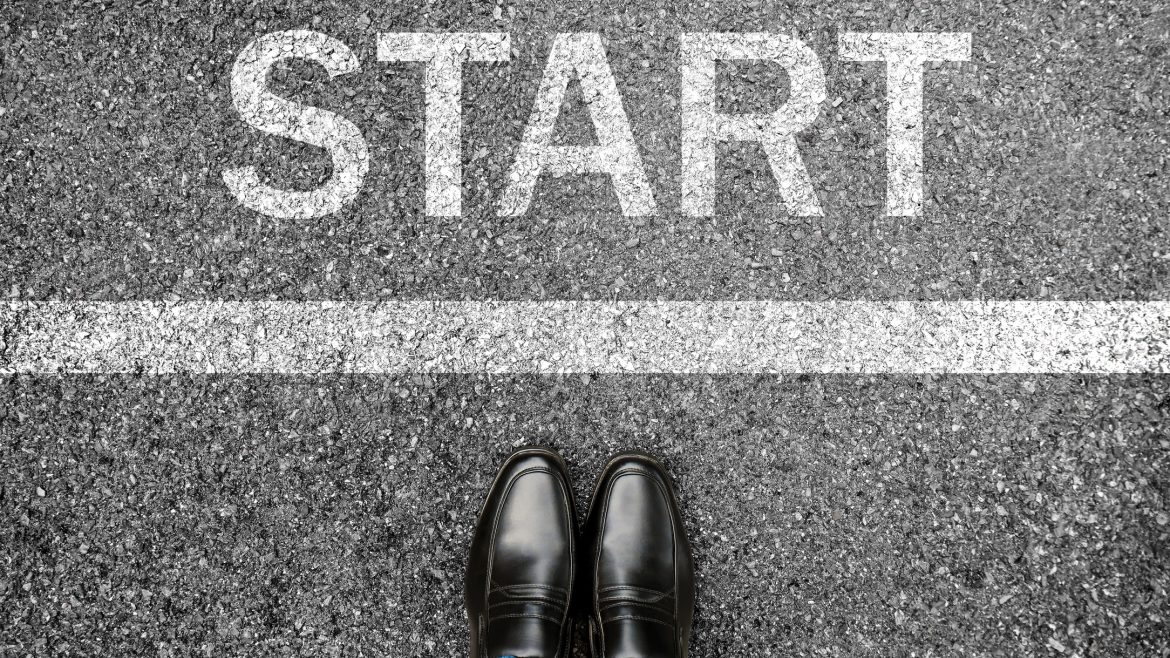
[{"x1": 223, "y1": 30, "x2": 369, "y2": 219}]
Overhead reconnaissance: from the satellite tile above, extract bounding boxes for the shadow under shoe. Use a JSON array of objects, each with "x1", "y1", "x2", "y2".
[
  {"x1": 466, "y1": 447, "x2": 579, "y2": 658},
  {"x1": 583, "y1": 452, "x2": 696, "y2": 658}
]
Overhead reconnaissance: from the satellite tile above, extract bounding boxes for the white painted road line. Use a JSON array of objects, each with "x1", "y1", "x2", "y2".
[{"x1": 1, "y1": 301, "x2": 1166, "y2": 374}]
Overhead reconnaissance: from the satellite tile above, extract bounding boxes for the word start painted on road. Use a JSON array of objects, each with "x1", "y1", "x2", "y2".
[{"x1": 223, "y1": 31, "x2": 971, "y2": 220}]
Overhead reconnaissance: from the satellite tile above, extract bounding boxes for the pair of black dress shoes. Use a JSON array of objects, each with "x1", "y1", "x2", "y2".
[{"x1": 465, "y1": 447, "x2": 695, "y2": 658}]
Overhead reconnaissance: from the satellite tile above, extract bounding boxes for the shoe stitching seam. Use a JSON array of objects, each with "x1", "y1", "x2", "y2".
[
  {"x1": 603, "y1": 614, "x2": 676, "y2": 628},
  {"x1": 599, "y1": 599, "x2": 674, "y2": 612},
  {"x1": 489, "y1": 598, "x2": 566, "y2": 609},
  {"x1": 598, "y1": 589, "x2": 675, "y2": 603},
  {"x1": 490, "y1": 583, "x2": 569, "y2": 594},
  {"x1": 489, "y1": 612, "x2": 564, "y2": 624},
  {"x1": 599, "y1": 584, "x2": 670, "y2": 594}
]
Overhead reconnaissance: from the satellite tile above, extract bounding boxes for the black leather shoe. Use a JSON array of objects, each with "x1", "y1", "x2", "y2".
[
  {"x1": 465, "y1": 447, "x2": 579, "y2": 658},
  {"x1": 583, "y1": 452, "x2": 695, "y2": 658}
]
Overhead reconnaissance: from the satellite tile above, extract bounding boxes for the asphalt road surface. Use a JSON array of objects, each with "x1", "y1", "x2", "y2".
[{"x1": 2, "y1": 0, "x2": 1168, "y2": 656}]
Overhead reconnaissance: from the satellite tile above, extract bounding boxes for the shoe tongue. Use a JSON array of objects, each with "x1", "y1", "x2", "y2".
[{"x1": 486, "y1": 615, "x2": 560, "y2": 658}]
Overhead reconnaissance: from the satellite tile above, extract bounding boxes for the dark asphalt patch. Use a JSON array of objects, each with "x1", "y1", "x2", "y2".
[
  {"x1": 2, "y1": 1, "x2": 1167, "y2": 301},
  {"x1": 2, "y1": 375, "x2": 1167, "y2": 655}
]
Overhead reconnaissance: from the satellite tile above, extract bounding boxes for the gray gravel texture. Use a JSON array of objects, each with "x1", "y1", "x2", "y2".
[
  {"x1": 2, "y1": 0, "x2": 1168, "y2": 301},
  {"x1": 1, "y1": 375, "x2": 1168, "y2": 656}
]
